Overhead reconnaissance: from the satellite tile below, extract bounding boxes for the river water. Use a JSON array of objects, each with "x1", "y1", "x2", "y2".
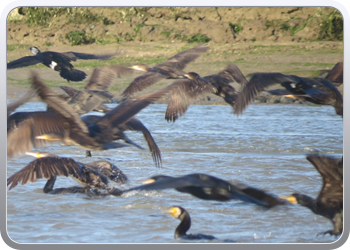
[{"x1": 6, "y1": 101, "x2": 343, "y2": 244}]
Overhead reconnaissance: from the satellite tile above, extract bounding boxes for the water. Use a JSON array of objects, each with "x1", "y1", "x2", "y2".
[{"x1": 6, "y1": 101, "x2": 343, "y2": 244}]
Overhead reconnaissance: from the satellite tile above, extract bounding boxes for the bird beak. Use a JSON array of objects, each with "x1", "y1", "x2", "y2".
[
  {"x1": 25, "y1": 152, "x2": 41, "y2": 158},
  {"x1": 141, "y1": 178, "x2": 156, "y2": 184},
  {"x1": 161, "y1": 207, "x2": 177, "y2": 216},
  {"x1": 36, "y1": 135, "x2": 50, "y2": 140},
  {"x1": 285, "y1": 95, "x2": 297, "y2": 99},
  {"x1": 279, "y1": 195, "x2": 298, "y2": 204}
]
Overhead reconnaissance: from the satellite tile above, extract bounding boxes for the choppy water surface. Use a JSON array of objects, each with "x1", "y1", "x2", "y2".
[{"x1": 7, "y1": 101, "x2": 343, "y2": 244}]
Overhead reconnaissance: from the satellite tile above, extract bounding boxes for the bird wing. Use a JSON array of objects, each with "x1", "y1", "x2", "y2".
[
  {"x1": 325, "y1": 62, "x2": 343, "y2": 86},
  {"x1": 99, "y1": 83, "x2": 175, "y2": 129},
  {"x1": 306, "y1": 154, "x2": 343, "y2": 210},
  {"x1": 84, "y1": 160, "x2": 128, "y2": 184},
  {"x1": 85, "y1": 65, "x2": 134, "y2": 91},
  {"x1": 7, "y1": 89, "x2": 36, "y2": 118},
  {"x1": 7, "y1": 112, "x2": 66, "y2": 158},
  {"x1": 31, "y1": 72, "x2": 90, "y2": 134},
  {"x1": 66, "y1": 90, "x2": 113, "y2": 115},
  {"x1": 7, "y1": 56, "x2": 40, "y2": 69},
  {"x1": 61, "y1": 50, "x2": 120, "y2": 61},
  {"x1": 59, "y1": 85, "x2": 80, "y2": 98},
  {"x1": 119, "y1": 117, "x2": 162, "y2": 168},
  {"x1": 165, "y1": 78, "x2": 214, "y2": 122},
  {"x1": 7, "y1": 157, "x2": 84, "y2": 190},
  {"x1": 234, "y1": 72, "x2": 303, "y2": 115},
  {"x1": 163, "y1": 45, "x2": 209, "y2": 71},
  {"x1": 122, "y1": 71, "x2": 168, "y2": 97}
]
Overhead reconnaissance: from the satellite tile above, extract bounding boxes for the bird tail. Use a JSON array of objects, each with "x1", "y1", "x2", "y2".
[{"x1": 60, "y1": 69, "x2": 87, "y2": 82}]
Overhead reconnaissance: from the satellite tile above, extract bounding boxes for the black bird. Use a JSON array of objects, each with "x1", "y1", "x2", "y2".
[
  {"x1": 81, "y1": 115, "x2": 162, "y2": 167},
  {"x1": 325, "y1": 61, "x2": 343, "y2": 87},
  {"x1": 164, "y1": 63, "x2": 248, "y2": 122},
  {"x1": 233, "y1": 72, "x2": 343, "y2": 117},
  {"x1": 166, "y1": 206, "x2": 216, "y2": 240},
  {"x1": 29, "y1": 72, "x2": 174, "y2": 155},
  {"x1": 7, "y1": 152, "x2": 125, "y2": 196},
  {"x1": 124, "y1": 173, "x2": 286, "y2": 208},
  {"x1": 7, "y1": 46, "x2": 119, "y2": 82},
  {"x1": 281, "y1": 154, "x2": 343, "y2": 236},
  {"x1": 122, "y1": 45, "x2": 209, "y2": 97}
]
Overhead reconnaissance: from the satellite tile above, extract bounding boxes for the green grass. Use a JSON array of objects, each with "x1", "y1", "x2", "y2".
[{"x1": 7, "y1": 44, "x2": 29, "y2": 52}]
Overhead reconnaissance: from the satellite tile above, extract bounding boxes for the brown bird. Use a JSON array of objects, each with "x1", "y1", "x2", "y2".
[
  {"x1": 7, "y1": 152, "x2": 126, "y2": 196},
  {"x1": 122, "y1": 45, "x2": 209, "y2": 97},
  {"x1": 59, "y1": 64, "x2": 136, "y2": 114},
  {"x1": 281, "y1": 154, "x2": 343, "y2": 236},
  {"x1": 165, "y1": 63, "x2": 247, "y2": 122},
  {"x1": 233, "y1": 72, "x2": 343, "y2": 117},
  {"x1": 30, "y1": 72, "x2": 174, "y2": 153}
]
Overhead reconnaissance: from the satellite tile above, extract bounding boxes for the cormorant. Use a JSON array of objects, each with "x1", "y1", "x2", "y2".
[
  {"x1": 29, "y1": 72, "x2": 174, "y2": 154},
  {"x1": 124, "y1": 173, "x2": 286, "y2": 208},
  {"x1": 166, "y1": 206, "x2": 216, "y2": 240},
  {"x1": 165, "y1": 63, "x2": 248, "y2": 122},
  {"x1": 7, "y1": 152, "x2": 125, "y2": 196},
  {"x1": 7, "y1": 46, "x2": 119, "y2": 82},
  {"x1": 233, "y1": 72, "x2": 343, "y2": 117},
  {"x1": 122, "y1": 45, "x2": 209, "y2": 97},
  {"x1": 281, "y1": 154, "x2": 343, "y2": 236},
  {"x1": 58, "y1": 64, "x2": 136, "y2": 114}
]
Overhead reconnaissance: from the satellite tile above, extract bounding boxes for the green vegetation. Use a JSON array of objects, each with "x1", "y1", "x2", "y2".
[
  {"x1": 22, "y1": 7, "x2": 114, "y2": 27},
  {"x1": 65, "y1": 30, "x2": 96, "y2": 46},
  {"x1": 186, "y1": 33, "x2": 211, "y2": 43},
  {"x1": 229, "y1": 22, "x2": 243, "y2": 34},
  {"x1": 7, "y1": 44, "x2": 28, "y2": 52},
  {"x1": 318, "y1": 9, "x2": 343, "y2": 40}
]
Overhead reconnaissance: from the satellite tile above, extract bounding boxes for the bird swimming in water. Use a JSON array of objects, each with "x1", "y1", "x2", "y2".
[
  {"x1": 280, "y1": 154, "x2": 343, "y2": 236},
  {"x1": 166, "y1": 206, "x2": 216, "y2": 240},
  {"x1": 233, "y1": 71, "x2": 343, "y2": 117},
  {"x1": 122, "y1": 45, "x2": 209, "y2": 97},
  {"x1": 165, "y1": 63, "x2": 248, "y2": 122},
  {"x1": 7, "y1": 152, "x2": 126, "y2": 196},
  {"x1": 7, "y1": 46, "x2": 119, "y2": 82},
  {"x1": 124, "y1": 173, "x2": 286, "y2": 208}
]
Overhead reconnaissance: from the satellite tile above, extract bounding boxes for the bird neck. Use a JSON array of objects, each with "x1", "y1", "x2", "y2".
[
  {"x1": 174, "y1": 210, "x2": 191, "y2": 238},
  {"x1": 296, "y1": 194, "x2": 318, "y2": 213},
  {"x1": 43, "y1": 176, "x2": 57, "y2": 193}
]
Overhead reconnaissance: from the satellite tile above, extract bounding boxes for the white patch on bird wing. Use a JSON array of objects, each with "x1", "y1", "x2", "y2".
[
  {"x1": 49, "y1": 61, "x2": 58, "y2": 69},
  {"x1": 290, "y1": 83, "x2": 296, "y2": 88}
]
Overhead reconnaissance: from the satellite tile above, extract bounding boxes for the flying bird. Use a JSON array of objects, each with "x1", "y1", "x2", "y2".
[
  {"x1": 281, "y1": 154, "x2": 343, "y2": 236},
  {"x1": 122, "y1": 45, "x2": 209, "y2": 97},
  {"x1": 233, "y1": 72, "x2": 343, "y2": 117},
  {"x1": 165, "y1": 63, "x2": 248, "y2": 122},
  {"x1": 124, "y1": 173, "x2": 286, "y2": 208},
  {"x1": 7, "y1": 46, "x2": 119, "y2": 82}
]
